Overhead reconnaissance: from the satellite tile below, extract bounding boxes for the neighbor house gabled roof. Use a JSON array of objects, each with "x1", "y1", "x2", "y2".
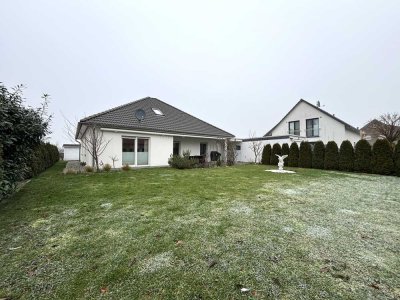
[
  {"x1": 264, "y1": 99, "x2": 360, "y2": 136},
  {"x1": 75, "y1": 97, "x2": 234, "y2": 139}
]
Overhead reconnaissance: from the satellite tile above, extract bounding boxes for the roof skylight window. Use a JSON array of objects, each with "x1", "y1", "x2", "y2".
[{"x1": 152, "y1": 108, "x2": 164, "y2": 116}]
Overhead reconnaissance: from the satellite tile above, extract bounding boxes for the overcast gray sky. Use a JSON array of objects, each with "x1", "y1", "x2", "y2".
[{"x1": 1, "y1": 0, "x2": 399, "y2": 145}]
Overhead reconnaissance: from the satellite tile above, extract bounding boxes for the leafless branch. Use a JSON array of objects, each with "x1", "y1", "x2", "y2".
[
  {"x1": 248, "y1": 131, "x2": 263, "y2": 163},
  {"x1": 369, "y1": 113, "x2": 400, "y2": 143}
]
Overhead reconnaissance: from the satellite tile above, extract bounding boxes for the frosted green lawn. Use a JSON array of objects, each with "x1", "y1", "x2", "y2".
[{"x1": 0, "y1": 162, "x2": 399, "y2": 299}]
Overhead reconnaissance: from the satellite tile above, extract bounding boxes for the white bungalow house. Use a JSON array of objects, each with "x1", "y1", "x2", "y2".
[
  {"x1": 238, "y1": 99, "x2": 361, "y2": 163},
  {"x1": 75, "y1": 97, "x2": 234, "y2": 168}
]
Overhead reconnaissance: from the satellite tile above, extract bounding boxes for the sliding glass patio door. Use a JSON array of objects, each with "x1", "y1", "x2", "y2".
[
  {"x1": 122, "y1": 138, "x2": 135, "y2": 165},
  {"x1": 122, "y1": 137, "x2": 149, "y2": 166},
  {"x1": 137, "y1": 138, "x2": 149, "y2": 165}
]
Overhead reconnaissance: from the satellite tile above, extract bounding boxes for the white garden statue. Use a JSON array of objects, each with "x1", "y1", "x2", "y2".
[{"x1": 276, "y1": 154, "x2": 288, "y2": 171}]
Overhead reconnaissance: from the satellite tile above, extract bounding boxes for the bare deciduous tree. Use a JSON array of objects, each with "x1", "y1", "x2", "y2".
[
  {"x1": 63, "y1": 115, "x2": 111, "y2": 171},
  {"x1": 370, "y1": 113, "x2": 400, "y2": 144},
  {"x1": 80, "y1": 126, "x2": 111, "y2": 171},
  {"x1": 248, "y1": 131, "x2": 263, "y2": 163}
]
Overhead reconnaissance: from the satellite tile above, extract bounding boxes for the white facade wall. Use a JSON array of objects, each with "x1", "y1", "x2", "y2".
[
  {"x1": 79, "y1": 129, "x2": 173, "y2": 168},
  {"x1": 78, "y1": 128, "x2": 226, "y2": 168},
  {"x1": 63, "y1": 146, "x2": 80, "y2": 161},
  {"x1": 238, "y1": 138, "x2": 297, "y2": 163},
  {"x1": 269, "y1": 101, "x2": 360, "y2": 145}
]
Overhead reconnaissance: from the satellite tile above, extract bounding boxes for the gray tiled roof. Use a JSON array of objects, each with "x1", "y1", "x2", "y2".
[{"x1": 76, "y1": 97, "x2": 234, "y2": 138}]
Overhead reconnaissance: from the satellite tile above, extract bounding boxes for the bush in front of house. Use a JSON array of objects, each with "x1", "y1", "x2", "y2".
[
  {"x1": 282, "y1": 143, "x2": 290, "y2": 166},
  {"x1": 270, "y1": 143, "x2": 282, "y2": 165},
  {"x1": 261, "y1": 144, "x2": 271, "y2": 165},
  {"x1": 339, "y1": 140, "x2": 354, "y2": 172},
  {"x1": 394, "y1": 142, "x2": 400, "y2": 177},
  {"x1": 288, "y1": 143, "x2": 299, "y2": 167},
  {"x1": 324, "y1": 141, "x2": 339, "y2": 170},
  {"x1": 168, "y1": 150, "x2": 198, "y2": 169},
  {"x1": 299, "y1": 141, "x2": 312, "y2": 168},
  {"x1": 103, "y1": 164, "x2": 112, "y2": 172},
  {"x1": 85, "y1": 165, "x2": 94, "y2": 172},
  {"x1": 371, "y1": 139, "x2": 394, "y2": 175},
  {"x1": 312, "y1": 141, "x2": 325, "y2": 169},
  {"x1": 354, "y1": 139, "x2": 372, "y2": 173},
  {"x1": 121, "y1": 164, "x2": 131, "y2": 171}
]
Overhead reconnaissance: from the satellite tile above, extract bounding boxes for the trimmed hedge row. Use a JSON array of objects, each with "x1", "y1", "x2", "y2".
[
  {"x1": 288, "y1": 143, "x2": 299, "y2": 167},
  {"x1": 263, "y1": 139, "x2": 398, "y2": 176},
  {"x1": 261, "y1": 144, "x2": 271, "y2": 165},
  {"x1": 28, "y1": 143, "x2": 59, "y2": 177}
]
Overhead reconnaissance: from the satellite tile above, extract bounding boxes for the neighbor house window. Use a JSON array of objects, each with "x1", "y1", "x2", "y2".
[
  {"x1": 152, "y1": 108, "x2": 164, "y2": 116},
  {"x1": 122, "y1": 138, "x2": 135, "y2": 165},
  {"x1": 306, "y1": 118, "x2": 319, "y2": 137},
  {"x1": 236, "y1": 145, "x2": 241, "y2": 151},
  {"x1": 288, "y1": 121, "x2": 300, "y2": 135}
]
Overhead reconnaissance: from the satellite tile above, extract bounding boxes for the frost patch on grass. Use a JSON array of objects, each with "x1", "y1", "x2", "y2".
[
  {"x1": 100, "y1": 203, "x2": 112, "y2": 209},
  {"x1": 282, "y1": 226, "x2": 293, "y2": 233},
  {"x1": 306, "y1": 226, "x2": 331, "y2": 238},
  {"x1": 140, "y1": 251, "x2": 173, "y2": 273},
  {"x1": 31, "y1": 218, "x2": 51, "y2": 228},
  {"x1": 62, "y1": 208, "x2": 78, "y2": 216},
  {"x1": 360, "y1": 250, "x2": 385, "y2": 267},
  {"x1": 230, "y1": 203, "x2": 253, "y2": 215},
  {"x1": 48, "y1": 232, "x2": 75, "y2": 248},
  {"x1": 105, "y1": 229, "x2": 123, "y2": 237},
  {"x1": 174, "y1": 215, "x2": 207, "y2": 225},
  {"x1": 338, "y1": 209, "x2": 359, "y2": 215},
  {"x1": 280, "y1": 189, "x2": 301, "y2": 195}
]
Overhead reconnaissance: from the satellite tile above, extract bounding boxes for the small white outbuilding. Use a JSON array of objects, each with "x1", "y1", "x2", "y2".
[{"x1": 63, "y1": 144, "x2": 80, "y2": 161}]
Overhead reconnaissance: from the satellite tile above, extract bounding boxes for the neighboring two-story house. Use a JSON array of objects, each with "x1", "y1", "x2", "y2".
[{"x1": 238, "y1": 99, "x2": 360, "y2": 163}]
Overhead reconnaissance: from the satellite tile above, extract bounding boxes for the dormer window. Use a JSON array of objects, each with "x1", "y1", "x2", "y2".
[{"x1": 152, "y1": 108, "x2": 164, "y2": 116}]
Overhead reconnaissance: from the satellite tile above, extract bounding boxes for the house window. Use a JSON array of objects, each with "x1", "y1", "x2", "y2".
[
  {"x1": 122, "y1": 138, "x2": 135, "y2": 165},
  {"x1": 236, "y1": 145, "x2": 241, "y2": 151},
  {"x1": 306, "y1": 118, "x2": 319, "y2": 137},
  {"x1": 173, "y1": 142, "x2": 180, "y2": 156},
  {"x1": 288, "y1": 121, "x2": 300, "y2": 135},
  {"x1": 200, "y1": 143, "x2": 207, "y2": 156},
  {"x1": 152, "y1": 108, "x2": 164, "y2": 116}
]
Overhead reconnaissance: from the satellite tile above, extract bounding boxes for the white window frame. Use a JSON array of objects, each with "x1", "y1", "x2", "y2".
[{"x1": 121, "y1": 136, "x2": 150, "y2": 166}]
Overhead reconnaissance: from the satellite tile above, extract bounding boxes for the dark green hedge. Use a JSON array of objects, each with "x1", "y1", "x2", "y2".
[
  {"x1": 354, "y1": 139, "x2": 372, "y2": 173},
  {"x1": 28, "y1": 143, "x2": 59, "y2": 177},
  {"x1": 371, "y1": 139, "x2": 394, "y2": 175},
  {"x1": 324, "y1": 141, "x2": 339, "y2": 170},
  {"x1": 0, "y1": 84, "x2": 50, "y2": 199},
  {"x1": 299, "y1": 141, "x2": 312, "y2": 168},
  {"x1": 282, "y1": 143, "x2": 290, "y2": 165},
  {"x1": 339, "y1": 140, "x2": 354, "y2": 172},
  {"x1": 288, "y1": 143, "x2": 299, "y2": 167},
  {"x1": 261, "y1": 144, "x2": 271, "y2": 165},
  {"x1": 270, "y1": 143, "x2": 282, "y2": 165},
  {"x1": 312, "y1": 141, "x2": 325, "y2": 169},
  {"x1": 394, "y1": 142, "x2": 400, "y2": 177}
]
